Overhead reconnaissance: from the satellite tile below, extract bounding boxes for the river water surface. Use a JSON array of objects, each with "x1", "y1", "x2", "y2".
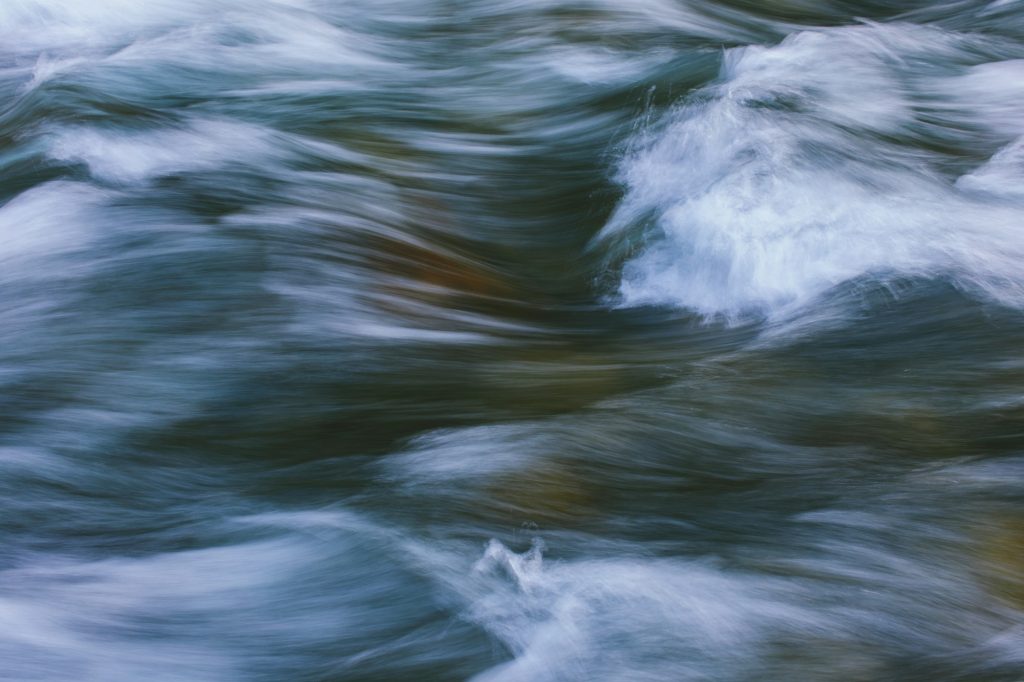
[{"x1": 3, "y1": 1, "x2": 1024, "y2": 680}]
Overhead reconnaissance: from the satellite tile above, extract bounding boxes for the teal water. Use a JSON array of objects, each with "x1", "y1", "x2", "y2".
[{"x1": 2, "y1": 1, "x2": 1024, "y2": 680}]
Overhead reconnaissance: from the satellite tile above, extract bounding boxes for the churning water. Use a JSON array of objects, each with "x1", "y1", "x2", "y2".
[{"x1": 3, "y1": 1, "x2": 1024, "y2": 680}]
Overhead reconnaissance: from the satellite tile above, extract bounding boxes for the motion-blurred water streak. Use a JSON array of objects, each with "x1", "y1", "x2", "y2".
[{"x1": 2, "y1": 1, "x2": 1024, "y2": 680}]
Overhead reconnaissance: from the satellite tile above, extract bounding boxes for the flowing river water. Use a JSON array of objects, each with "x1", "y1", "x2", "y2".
[{"x1": 3, "y1": 1, "x2": 1024, "y2": 680}]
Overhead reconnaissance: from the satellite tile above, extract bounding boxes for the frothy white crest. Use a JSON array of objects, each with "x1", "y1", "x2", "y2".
[
  {"x1": 939, "y1": 60, "x2": 1024, "y2": 139},
  {"x1": 600, "y1": 25, "x2": 1024, "y2": 319},
  {"x1": 0, "y1": 512, "x2": 422, "y2": 681},
  {"x1": 2, "y1": 0, "x2": 384, "y2": 97},
  {"x1": 473, "y1": 538, "x2": 546, "y2": 593},
  {"x1": 0, "y1": 0, "x2": 312, "y2": 49},
  {"x1": 382, "y1": 425, "x2": 547, "y2": 486},
  {"x1": 957, "y1": 136, "x2": 1024, "y2": 199},
  {"x1": 48, "y1": 119, "x2": 277, "y2": 184},
  {"x1": 546, "y1": 46, "x2": 677, "y2": 85},
  {"x1": 465, "y1": 541, "x2": 811, "y2": 682}
]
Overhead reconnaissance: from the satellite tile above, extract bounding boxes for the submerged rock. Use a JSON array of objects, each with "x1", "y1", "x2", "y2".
[
  {"x1": 977, "y1": 514, "x2": 1024, "y2": 610},
  {"x1": 486, "y1": 459, "x2": 594, "y2": 523}
]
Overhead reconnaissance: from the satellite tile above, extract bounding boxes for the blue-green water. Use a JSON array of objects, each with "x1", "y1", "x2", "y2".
[{"x1": 3, "y1": 1, "x2": 1024, "y2": 680}]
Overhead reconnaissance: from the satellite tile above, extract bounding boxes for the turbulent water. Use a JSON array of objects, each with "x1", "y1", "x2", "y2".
[{"x1": 4, "y1": 1, "x2": 1024, "y2": 680}]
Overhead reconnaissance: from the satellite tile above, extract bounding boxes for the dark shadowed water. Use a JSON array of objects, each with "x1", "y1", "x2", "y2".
[{"x1": 3, "y1": 1, "x2": 1024, "y2": 680}]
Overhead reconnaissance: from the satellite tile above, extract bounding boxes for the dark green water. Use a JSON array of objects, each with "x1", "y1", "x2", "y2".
[{"x1": 2, "y1": 1, "x2": 1024, "y2": 680}]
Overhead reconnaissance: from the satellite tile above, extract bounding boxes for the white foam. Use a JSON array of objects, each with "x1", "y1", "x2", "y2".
[
  {"x1": 957, "y1": 136, "x2": 1024, "y2": 199},
  {"x1": 547, "y1": 46, "x2": 676, "y2": 85},
  {"x1": 599, "y1": 25, "x2": 1024, "y2": 319},
  {"x1": 382, "y1": 426, "x2": 547, "y2": 487},
  {"x1": 464, "y1": 540, "x2": 813, "y2": 682},
  {"x1": 0, "y1": 0, "x2": 312, "y2": 51},
  {"x1": 0, "y1": 514, "x2": 419, "y2": 681},
  {"x1": 939, "y1": 60, "x2": 1024, "y2": 139},
  {"x1": 2, "y1": 0, "x2": 387, "y2": 102},
  {"x1": 48, "y1": 119, "x2": 276, "y2": 184}
]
